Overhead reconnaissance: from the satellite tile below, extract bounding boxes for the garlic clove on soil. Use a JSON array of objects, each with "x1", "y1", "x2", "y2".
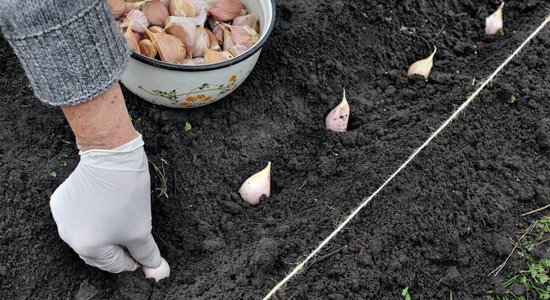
[
  {"x1": 107, "y1": 0, "x2": 126, "y2": 19},
  {"x1": 485, "y1": 3, "x2": 504, "y2": 35},
  {"x1": 142, "y1": 0, "x2": 169, "y2": 26},
  {"x1": 209, "y1": 0, "x2": 245, "y2": 22},
  {"x1": 155, "y1": 33, "x2": 187, "y2": 64},
  {"x1": 232, "y1": 14, "x2": 259, "y2": 33},
  {"x1": 127, "y1": 9, "x2": 150, "y2": 33},
  {"x1": 138, "y1": 39, "x2": 158, "y2": 58},
  {"x1": 192, "y1": 26, "x2": 211, "y2": 58},
  {"x1": 407, "y1": 47, "x2": 437, "y2": 80},
  {"x1": 325, "y1": 89, "x2": 350, "y2": 133},
  {"x1": 204, "y1": 47, "x2": 228, "y2": 64},
  {"x1": 169, "y1": 0, "x2": 196, "y2": 17},
  {"x1": 238, "y1": 162, "x2": 271, "y2": 205}
]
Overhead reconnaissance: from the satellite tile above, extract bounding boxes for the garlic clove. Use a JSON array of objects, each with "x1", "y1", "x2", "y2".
[
  {"x1": 238, "y1": 162, "x2": 271, "y2": 205},
  {"x1": 228, "y1": 25, "x2": 260, "y2": 48},
  {"x1": 138, "y1": 39, "x2": 158, "y2": 58},
  {"x1": 107, "y1": 0, "x2": 126, "y2": 19},
  {"x1": 407, "y1": 47, "x2": 436, "y2": 80},
  {"x1": 485, "y1": 3, "x2": 504, "y2": 35},
  {"x1": 232, "y1": 14, "x2": 259, "y2": 33},
  {"x1": 221, "y1": 25, "x2": 234, "y2": 51},
  {"x1": 127, "y1": 9, "x2": 150, "y2": 33},
  {"x1": 191, "y1": 0, "x2": 212, "y2": 13},
  {"x1": 192, "y1": 57, "x2": 205, "y2": 64},
  {"x1": 165, "y1": 23, "x2": 194, "y2": 58},
  {"x1": 192, "y1": 26, "x2": 211, "y2": 58},
  {"x1": 228, "y1": 43, "x2": 248, "y2": 56},
  {"x1": 209, "y1": 0, "x2": 245, "y2": 22},
  {"x1": 194, "y1": 6, "x2": 208, "y2": 27},
  {"x1": 158, "y1": 0, "x2": 170, "y2": 7},
  {"x1": 156, "y1": 33, "x2": 186, "y2": 64},
  {"x1": 204, "y1": 48, "x2": 228, "y2": 64},
  {"x1": 144, "y1": 26, "x2": 164, "y2": 40},
  {"x1": 220, "y1": 50, "x2": 234, "y2": 60},
  {"x1": 124, "y1": 25, "x2": 141, "y2": 54},
  {"x1": 143, "y1": 0, "x2": 169, "y2": 26},
  {"x1": 325, "y1": 89, "x2": 350, "y2": 133},
  {"x1": 205, "y1": 28, "x2": 221, "y2": 51},
  {"x1": 169, "y1": 0, "x2": 196, "y2": 17},
  {"x1": 134, "y1": 32, "x2": 144, "y2": 43}
]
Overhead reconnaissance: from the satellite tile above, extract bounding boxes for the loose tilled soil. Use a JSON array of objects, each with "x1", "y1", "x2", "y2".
[{"x1": 1, "y1": 0, "x2": 550, "y2": 299}]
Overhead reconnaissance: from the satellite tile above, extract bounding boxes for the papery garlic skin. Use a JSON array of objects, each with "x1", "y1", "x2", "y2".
[
  {"x1": 229, "y1": 25, "x2": 260, "y2": 48},
  {"x1": 228, "y1": 43, "x2": 248, "y2": 56},
  {"x1": 485, "y1": 3, "x2": 504, "y2": 35},
  {"x1": 325, "y1": 90, "x2": 350, "y2": 133},
  {"x1": 407, "y1": 47, "x2": 437, "y2": 80},
  {"x1": 238, "y1": 162, "x2": 271, "y2": 205}
]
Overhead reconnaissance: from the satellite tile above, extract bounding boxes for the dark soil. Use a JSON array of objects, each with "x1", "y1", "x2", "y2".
[{"x1": 1, "y1": 0, "x2": 549, "y2": 299}]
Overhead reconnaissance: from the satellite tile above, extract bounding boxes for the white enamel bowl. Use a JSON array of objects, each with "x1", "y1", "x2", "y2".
[{"x1": 120, "y1": 0, "x2": 275, "y2": 108}]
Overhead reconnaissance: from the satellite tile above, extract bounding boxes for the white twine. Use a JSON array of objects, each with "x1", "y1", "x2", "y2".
[{"x1": 263, "y1": 14, "x2": 550, "y2": 300}]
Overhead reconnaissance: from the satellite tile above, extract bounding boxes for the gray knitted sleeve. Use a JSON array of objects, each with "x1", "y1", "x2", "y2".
[{"x1": 0, "y1": 0, "x2": 130, "y2": 106}]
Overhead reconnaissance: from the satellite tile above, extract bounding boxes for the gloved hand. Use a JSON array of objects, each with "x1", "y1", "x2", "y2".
[{"x1": 49, "y1": 134, "x2": 170, "y2": 281}]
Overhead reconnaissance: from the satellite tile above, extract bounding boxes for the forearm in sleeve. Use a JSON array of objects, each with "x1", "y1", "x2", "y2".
[{"x1": 0, "y1": 0, "x2": 130, "y2": 106}]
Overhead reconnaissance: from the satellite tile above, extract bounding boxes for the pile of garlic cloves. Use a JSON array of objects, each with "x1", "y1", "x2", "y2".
[{"x1": 108, "y1": 0, "x2": 261, "y2": 65}]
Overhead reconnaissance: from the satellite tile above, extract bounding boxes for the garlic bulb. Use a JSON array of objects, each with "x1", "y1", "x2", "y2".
[
  {"x1": 407, "y1": 47, "x2": 436, "y2": 79},
  {"x1": 238, "y1": 162, "x2": 271, "y2": 205},
  {"x1": 209, "y1": 0, "x2": 245, "y2": 22},
  {"x1": 486, "y1": 3, "x2": 504, "y2": 35},
  {"x1": 325, "y1": 90, "x2": 350, "y2": 133}
]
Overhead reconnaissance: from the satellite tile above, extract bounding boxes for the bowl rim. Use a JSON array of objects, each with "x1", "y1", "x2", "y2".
[{"x1": 130, "y1": 0, "x2": 276, "y2": 72}]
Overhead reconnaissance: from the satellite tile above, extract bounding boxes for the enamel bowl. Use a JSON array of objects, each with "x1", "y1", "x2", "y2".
[{"x1": 120, "y1": 0, "x2": 275, "y2": 108}]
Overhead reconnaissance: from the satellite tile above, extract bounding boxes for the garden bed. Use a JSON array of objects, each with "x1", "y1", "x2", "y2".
[{"x1": 1, "y1": 0, "x2": 549, "y2": 299}]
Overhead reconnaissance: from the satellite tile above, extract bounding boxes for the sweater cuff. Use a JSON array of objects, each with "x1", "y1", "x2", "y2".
[{"x1": 4, "y1": 0, "x2": 130, "y2": 106}]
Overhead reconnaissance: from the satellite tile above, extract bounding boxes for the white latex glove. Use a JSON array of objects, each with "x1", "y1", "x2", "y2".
[{"x1": 50, "y1": 134, "x2": 170, "y2": 281}]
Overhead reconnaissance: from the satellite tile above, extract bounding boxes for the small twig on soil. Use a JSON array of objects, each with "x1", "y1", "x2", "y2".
[
  {"x1": 522, "y1": 203, "x2": 550, "y2": 217},
  {"x1": 149, "y1": 159, "x2": 169, "y2": 199},
  {"x1": 308, "y1": 246, "x2": 346, "y2": 268},
  {"x1": 487, "y1": 221, "x2": 537, "y2": 277},
  {"x1": 434, "y1": 20, "x2": 448, "y2": 39}
]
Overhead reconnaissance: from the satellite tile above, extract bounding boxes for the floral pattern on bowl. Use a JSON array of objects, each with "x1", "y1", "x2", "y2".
[{"x1": 138, "y1": 75, "x2": 239, "y2": 108}]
